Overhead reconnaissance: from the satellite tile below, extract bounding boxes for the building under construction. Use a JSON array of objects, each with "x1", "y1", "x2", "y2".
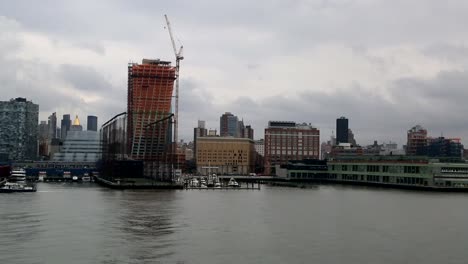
[{"x1": 100, "y1": 59, "x2": 181, "y2": 182}]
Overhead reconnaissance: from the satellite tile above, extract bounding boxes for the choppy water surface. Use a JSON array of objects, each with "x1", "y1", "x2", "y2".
[{"x1": 1, "y1": 183, "x2": 468, "y2": 264}]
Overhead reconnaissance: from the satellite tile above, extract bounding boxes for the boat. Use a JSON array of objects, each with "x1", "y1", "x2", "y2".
[
  {"x1": 214, "y1": 181, "x2": 221, "y2": 188},
  {"x1": 0, "y1": 182, "x2": 36, "y2": 193},
  {"x1": 82, "y1": 173, "x2": 91, "y2": 182},
  {"x1": 38, "y1": 171, "x2": 46, "y2": 182},
  {"x1": 228, "y1": 177, "x2": 240, "y2": 188},
  {"x1": 72, "y1": 176, "x2": 79, "y2": 181},
  {"x1": 200, "y1": 178, "x2": 207, "y2": 186},
  {"x1": 190, "y1": 178, "x2": 199, "y2": 187},
  {"x1": 10, "y1": 168, "x2": 26, "y2": 182},
  {"x1": 63, "y1": 171, "x2": 71, "y2": 180}
]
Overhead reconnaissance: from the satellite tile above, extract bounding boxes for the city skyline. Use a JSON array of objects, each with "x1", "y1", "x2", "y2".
[{"x1": 1, "y1": 1, "x2": 468, "y2": 146}]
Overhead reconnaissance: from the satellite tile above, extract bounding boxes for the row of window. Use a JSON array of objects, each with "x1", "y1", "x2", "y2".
[
  {"x1": 289, "y1": 172, "x2": 332, "y2": 179},
  {"x1": 332, "y1": 165, "x2": 421, "y2": 174},
  {"x1": 336, "y1": 173, "x2": 427, "y2": 185}
]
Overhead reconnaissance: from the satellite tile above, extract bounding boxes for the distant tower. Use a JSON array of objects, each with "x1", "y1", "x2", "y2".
[
  {"x1": 48, "y1": 112, "x2": 58, "y2": 139},
  {"x1": 220, "y1": 112, "x2": 239, "y2": 137},
  {"x1": 61, "y1": 114, "x2": 71, "y2": 139},
  {"x1": 336, "y1": 117, "x2": 349, "y2": 144},
  {"x1": 70, "y1": 115, "x2": 83, "y2": 131},
  {"x1": 87, "y1": 115, "x2": 98, "y2": 131}
]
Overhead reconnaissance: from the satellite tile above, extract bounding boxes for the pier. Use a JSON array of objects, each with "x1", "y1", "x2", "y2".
[{"x1": 95, "y1": 176, "x2": 184, "y2": 190}]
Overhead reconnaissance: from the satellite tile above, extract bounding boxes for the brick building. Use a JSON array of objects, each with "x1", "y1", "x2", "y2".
[{"x1": 264, "y1": 121, "x2": 320, "y2": 175}]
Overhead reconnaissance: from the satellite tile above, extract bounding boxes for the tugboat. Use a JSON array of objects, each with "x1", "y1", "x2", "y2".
[{"x1": 0, "y1": 182, "x2": 36, "y2": 193}]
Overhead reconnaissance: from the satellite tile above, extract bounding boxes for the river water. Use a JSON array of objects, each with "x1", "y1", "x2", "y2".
[{"x1": 1, "y1": 183, "x2": 468, "y2": 264}]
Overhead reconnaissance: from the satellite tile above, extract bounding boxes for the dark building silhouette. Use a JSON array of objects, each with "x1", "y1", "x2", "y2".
[
  {"x1": 87, "y1": 115, "x2": 98, "y2": 131},
  {"x1": 48, "y1": 112, "x2": 57, "y2": 139},
  {"x1": 61, "y1": 114, "x2": 71, "y2": 139},
  {"x1": 220, "y1": 112, "x2": 239, "y2": 137},
  {"x1": 336, "y1": 117, "x2": 348, "y2": 144},
  {"x1": 422, "y1": 137, "x2": 463, "y2": 158}
]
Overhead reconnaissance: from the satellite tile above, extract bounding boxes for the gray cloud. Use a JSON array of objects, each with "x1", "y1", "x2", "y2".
[
  {"x1": 2, "y1": 1, "x2": 468, "y2": 147},
  {"x1": 59, "y1": 64, "x2": 112, "y2": 92}
]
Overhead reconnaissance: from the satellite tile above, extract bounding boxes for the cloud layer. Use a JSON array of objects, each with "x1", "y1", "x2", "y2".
[{"x1": 1, "y1": 1, "x2": 468, "y2": 146}]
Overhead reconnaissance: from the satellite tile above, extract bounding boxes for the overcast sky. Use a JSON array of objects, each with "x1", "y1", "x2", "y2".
[{"x1": 1, "y1": 0, "x2": 468, "y2": 146}]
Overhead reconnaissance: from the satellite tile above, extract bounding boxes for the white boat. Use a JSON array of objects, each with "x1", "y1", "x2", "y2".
[
  {"x1": 38, "y1": 171, "x2": 46, "y2": 182},
  {"x1": 228, "y1": 177, "x2": 240, "y2": 188},
  {"x1": 200, "y1": 178, "x2": 207, "y2": 186},
  {"x1": 190, "y1": 178, "x2": 199, "y2": 187},
  {"x1": 82, "y1": 173, "x2": 91, "y2": 182},
  {"x1": 10, "y1": 168, "x2": 26, "y2": 182},
  {"x1": 214, "y1": 181, "x2": 221, "y2": 188},
  {"x1": 0, "y1": 182, "x2": 36, "y2": 192},
  {"x1": 72, "y1": 176, "x2": 78, "y2": 181}
]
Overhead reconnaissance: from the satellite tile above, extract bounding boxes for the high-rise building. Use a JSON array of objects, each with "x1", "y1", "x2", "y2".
[
  {"x1": 198, "y1": 120, "x2": 206, "y2": 129},
  {"x1": 193, "y1": 120, "x2": 208, "y2": 160},
  {"x1": 48, "y1": 112, "x2": 57, "y2": 139},
  {"x1": 220, "y1": 112, "x2": 239, "y2": 137},
  {"x1": 264, "y1": 121, "x2": 320, "y2": 175},
  {"x1": 242, "y1": 125, "x2": 254, "y2": 140},
  {"x1": 348, "y1": 128, "x2": 357, "y2": 146},
  {"x1": 61, "y1": 114, "x2": 71, "y2": 139},
  {"x1": 254, "y1": 139, "x2": 264, "y2": 156},
  {"x1": 39, "y1": 121, "x2": 49, "y2": 140},
  {"x1": 407, "y1": 125, "x2": 427, "y2": 155},
  {"x1": 336, "y1": 117, "x2": 348, "y2": 144},
  {"x1": 127, "y1": 59, "x2": 176, "y2": 161},
  {"x1": 0, "y1": 98, "x2": 39, "y2": 161},
  {"x1": 87, "y1": 115, "x2": 98, "y2": 131}
]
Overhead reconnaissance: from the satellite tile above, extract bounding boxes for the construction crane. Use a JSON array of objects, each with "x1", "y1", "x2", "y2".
[{"x1": 164, "y1": 14, "x2": 184, "y2": 153}]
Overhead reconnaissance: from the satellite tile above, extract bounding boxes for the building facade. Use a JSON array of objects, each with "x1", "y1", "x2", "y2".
[
  {"x1": 220, "y1": 112, "x2": 239, "y2": 137},
  {"x1": 61, "y1": 114, "x2": 71, "y2": 140},
  {"x1": 254, "y1": 139, "x2": 264, "y2": 156},
  {"x1": 242, "y1": 125, "x2": 254, "y2": 140},
  {"x1": 196, "y1": 137, "x2": 254, "y2": 175},
  {"x1": 0, "y1": 98, "x2": 39, "y2": 161},
  {"x1": 336, "y1": 116, "x2": 348, "y2": 144},
  {"x1": 48, "y1": 112, "x2": 58, "y2": 139},
  {"x1": 264, "y1": 121, "x2": 320, "y2": 175},
  {"x1": 127, "y1": 59, "x2": 175, "y2": 161},
  {"x1": 407, "y1": 125, "x2": 428, "y2": 155},
  {"x1": 193, "y1": 120, "x2": 208, "y2": 161},
  {"x1": 52, "y1": 130, "x2": 101, "y2": 162},
  {"x1": 87, "y1": 115, "x2": 98, "y2": 131}
]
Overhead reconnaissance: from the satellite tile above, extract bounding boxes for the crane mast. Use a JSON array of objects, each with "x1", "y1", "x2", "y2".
[{"x1": 164, "y1": 15, "x2": 183, "y2": 161}]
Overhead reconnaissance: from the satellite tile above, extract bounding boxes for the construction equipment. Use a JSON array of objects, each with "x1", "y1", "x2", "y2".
[{"x1": 164, "y1": 14, "x2": 183, "y2": 150}]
